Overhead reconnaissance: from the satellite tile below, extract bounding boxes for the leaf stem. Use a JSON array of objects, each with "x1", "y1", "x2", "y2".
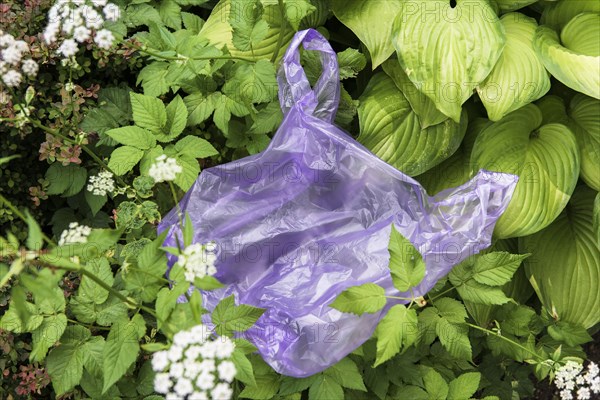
[
  {"x1": 270, "y1": 0, "x2": 287, "y2": 64},
  {"x1": 125, "y1": 42, "x2": 256, "y2": 63},
  {"x1": 0, "y1": 193, "x2": 54, "y2": 245},
  {"x1": 465, "y1": 322, "x2": 544, "y2": 362}
]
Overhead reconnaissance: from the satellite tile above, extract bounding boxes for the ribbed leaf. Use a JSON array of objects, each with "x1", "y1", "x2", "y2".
[
  {"x1": 392, "y1": 0, "x2": 505, "y2": 122},
  {"x1": 477, "y1": 14, "x2": 550, "y2": 121},
  {"x1": 568, "y1": 94, "x2": 600, "y2": 190},
  {"x1": 199, "y1": 0, "x2": 294, "y2": 61},
  {"x1": 417, "y1": 118, "x2": 490, "y2": 195},
  {"x1": 521, "y1": 185, "x2": 600, "y2": 329},
  {"x1": 533, "y1": 23, "x2": 600, "y2": 100},
  {"x1": 540, "y1": 0, "x2": 600, "y2": 30},
  {"x1": 471, "y1": 104, "x2": 580, "y2": 238},
  {"x1": 358, "y1": 73, "x2": 466, "y2": 176},
  {"x1": 331, "y1": 0, "x2": 402, "y2": 69},
  {"x1": 382, "y1": 59, "x2": 447, "y2": 128},
  {"x1": 561, "y1": 13, "x2": 600, "y2": 56},
  {"x1": 494, "y1": 0, "x2": 536, "y2": 12}
]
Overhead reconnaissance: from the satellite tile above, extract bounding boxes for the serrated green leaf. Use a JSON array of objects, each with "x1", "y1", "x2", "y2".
[
  {"x1": 173, "y1": 154, "x2": 200, "y2": 191},
  {"x1": 374, "y1": 305, "x2": 418, "y2": 367},
  {"x1": 434, "y1": 297, "x2": 467, "y2": 324},
  {"x1": 136, "y1": 62, "x2": 170, "y2": 97},
  {"x1": 182, "y1": 11, "x2": 204, "y2": 33},
  {"x1": 107, "y1": 126, "x2": 156, "y2": 149},
  {"x1": 331, "y1": 0, "x2": 402, "y2": 69},
  {"x1": 436, "y1": 318, "x2": 472, "y2": 360},
  {"x1": 330, "y1": 283, "x2": 387, "y2": 315},
  {"x1": 184, "y1": 92, "x2": 217, "y2": 126},
  {"x1": 130, "y1": 92, "x2": 167, "y2": 133},
  {"x1": 25, "y1": 211, "x2": 42, "y2": 251},
  {"x1": 85, "y1": 190, "x2": 107, "y2": 217},
  {"x1": 422, "y1": 367, "x2": 449, "y2": 400},
  {"x1": 102, "y1": 319, "x2": 141, "y2": 393},
  {"x1": 175, "y1": 136, "x2": 218, "y2": 159},
  {"x1": 477, "y1": 13, "x2": 550, "y2": 121},
  {"x1": 448, "y1": 372, "x2": 481, "y2": 400},
  {"x1": 337, "y1": 48, "x2": 367, "y2": 80},
  {"x1": 325, "y1": 357, "x2": 367, "y2": 391},
  {"x1": 358, "y1": 73, "x2": 467, "y2": 176},
  {"x1": 392, "y1": 0, "x2": 505, "y2": 122},
  {"x1": 47, "y1": 343, "x2": 85, "y2": 395},
  {"x1": 158, "y1": 0, "x2": 181, "y2": 29},
  {"x1": 547, "y1": 322, "x2": 593, "y2": 346},
  {"x1": 232, "y1": 350, "x2": 256, "y2": 386},
  {"x1": 108, "y1": 146, "x2": 144, "y2": 176},
  {"x1": 79, "y1": 258, "x2": 114, "y2": 305},
  {"x1": 308, "y1": 375, "x2": 344, "y2": 400},
  {"x1": 472, "y1": 252, "x2": 530, "y2": 286},
  {"x1": 387, "y1": 224, "x2": 425, "y2": 292},
  {"x1": 229, "y1": 0, "x2": 269, "y2": 52},
  {"x1": 158, "y1": 95, "x2": 188, "y2": 142},
  {"x1": 45, "y1": 164, "x2": 87, "y2": 196},
  {"x1": 262, "y1": 0, "x2": 316, "y2": 31},
  {"x1": 212, "y1": 295, "x2": 265, "y2": 335},
  {"x1": 455, "y1": 280, "x2": 511, "y2": 306},
  {"x1": 30, "y1": 313, "x2": 67, "y2": 362}
]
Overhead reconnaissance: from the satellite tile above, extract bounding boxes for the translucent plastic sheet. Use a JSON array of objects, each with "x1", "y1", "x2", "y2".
[{"x1": 159, "y1": 29, "x2": 518, "y2": 377}]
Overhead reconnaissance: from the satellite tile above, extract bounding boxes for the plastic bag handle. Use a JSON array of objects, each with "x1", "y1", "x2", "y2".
[{"x1": 277, "y1": 29, "x2": 340, "y2": 123}]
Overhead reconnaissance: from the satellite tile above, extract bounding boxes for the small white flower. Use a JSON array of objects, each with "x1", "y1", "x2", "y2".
[
  {"x1": 58, "y1": 222, "x2": 92, "y2": 246},
  {"x1": 73, "y1": 25, "x2": 91, "y2": 43},
  {"x1": 169, "y1": 362, "x2": 184, "y2": 379},
  {"x1": 211, "y1": 382, "x2": 233, "y2": 400},
  {"x1": 91, "y1": 0, "x2": 108, "y2": 6},
  {"x1": 174, "y1": 377, "x2": 194, "y2": 397},
  {"x1": 2, "y1": 70, "x2": 22, "y2": 87},
  {"x1": 185, "y1": 345, "x2": 203, "y2": 361},
  {"x1": 84, "y1": 8, "x2": 104, "y2": 29},
  {"x1": 103, "y1": 3, "x2": 121, "y2": 21},
  {"x1": 196, "y1": 372, "x2": 215, "y2": 391},
  {"x1": 173, "y1": 331, "x2": 195, "y2": 348},
  {"x1": 168, "y1": 345, "x2": 184, "y2": 363},
  {"x1": 2, "y1": 46, "x2": 23, "y2": 65},
  {"x1": 152, "y1": 350, "x2": 170, "y2": 372},
  {"x1": 87, "y1": 170, "x2": 115, "y2": 196},
  {"x1": 561, "y1": 389, "x2": 573, "y2": 400},
  {"x1": 0, "y1": 33, "x2": 14, "y2": 47},
  {"x1": 154, "y1": 373, "x2": 172, "y2": 394},
  {"x1": 189, "y1": 392, "x2": 209, "y2": 400},
  {"x1": 94, "y1": 28, "x2": 114, "y2": 49},
  {"x1": 149, "y1": 154, "x2": 183, "y2": 183},
  {"x1": 154, "y1": 373, "x2": 172, "y2": 393},
  {"x1": 178, "y1": 243, "x2": 219, "y2": 283},
  {"x1": 577, "y1": 387, "x2": 591, "y2": 400},
  {"x1": 214, "y1": 337, "x2": 235, "y2": 359},
  {"x1": 217, "y1": 361, "x2": 237, "y2": 383},
  {"x1": 198, "y1": 359, "x2": 216, "y2": 374},
  {"x1": 43, "y1": 22, "x2": 60, "y2": 44},
  {"x1": 21, "y1": 59, "x2": 39, "y2": 77},
  {"x1": 58, "y1": 38, "x2": 79, "y2": 57}
]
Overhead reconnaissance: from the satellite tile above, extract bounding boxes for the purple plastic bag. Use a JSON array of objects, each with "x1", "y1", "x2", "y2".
[{"x1": 158, "y1": 29, "x2": 518, "y2": 377}]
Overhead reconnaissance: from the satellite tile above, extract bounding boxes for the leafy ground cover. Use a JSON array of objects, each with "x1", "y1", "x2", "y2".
[{"x1": 0, "y1": 0, "x2": 599, "y2": 399}]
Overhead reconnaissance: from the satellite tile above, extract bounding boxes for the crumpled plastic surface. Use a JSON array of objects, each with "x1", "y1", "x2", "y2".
[{"x1": 158, "y1": 29, "x2": 518, "y2": 378}]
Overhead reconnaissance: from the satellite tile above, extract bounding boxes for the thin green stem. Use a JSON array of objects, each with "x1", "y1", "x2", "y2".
[
  {"x1": 125, "y1": 42, "x2": 256, "y2": 63},
  {"x1": 0, "y1": 193, "x2": 55, "y2": 246},
  {"x1": 270, "y1": 0, "x2": 287, "y2": 64},
  {"x1": 428, "y1": 286, "x2": 456, "y2": 303},
  {"x1": 466, "y1": 322, "x2": 544, "y2": 362},
  {"x1": 386, "y1": 295, "x2": 415, "y2": 302},
  {"x1": 67, "y1": 318, "x2": 111, "y2": 331}
]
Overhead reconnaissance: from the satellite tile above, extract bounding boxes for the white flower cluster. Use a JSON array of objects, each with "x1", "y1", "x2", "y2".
[
  {"x1": 43, "y1": 0, "x2": 120, "y2": 58},
  {"x1": 178, "y1": 242, "x2": 218, "y2": 283},
  {"x1": 0, "y1": 30, "x2": 38, "y2": 88},
  {"x1": 149, "y1": 155, "x2": 183, "y2": 183},
  {"x1": 58, "y1": 222, "x2": 92, "y2": 246},
  {"x1": 152, "y1": 325, "x2": 237, "y2": 400},
  {"x1": 87, "y1": 170, "x2": 115, "y2": 196},
  {"x1": 555, "y1": 361, "x2": 600, "y2": 400}
]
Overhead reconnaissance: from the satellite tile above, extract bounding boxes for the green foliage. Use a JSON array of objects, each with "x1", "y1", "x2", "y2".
[{"x1": 1, "y1": 0, "x2": 599, "y2": 398}]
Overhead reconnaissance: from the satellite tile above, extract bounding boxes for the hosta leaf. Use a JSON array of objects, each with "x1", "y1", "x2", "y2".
[
  {"x1": 382, "y1": 59, "x2": 447, "y2": 129},
  {"x1": 561, "y1": 13, "x2": 600, "y2": 56},
  {"x1": 540, "y1": 0, "x2": 600, "y2": 30},
  {"x1": 533, "y1": 20, "x2": 600, "y2": 100},
  {"x1": 417, "y1": 118, "x2": 491, "y2": 195},
  {"x1": 392, "y1": 0, "x2": 505, "y2": 122},
  {"x1": 358, "y1": 73, "x2": 466, "y2": 176},
  {"x1": 568, "y1": 94, "x2": 600, "y2": 191},
  {"x1": 471, "y1": 104, "x2": 580, "y2": 238},
  {"x1": 199, "y1": 0, "x2": 294, "y2": 61},
  {"x1": 494, "y1": 0, "x2": 536, "y2": 12},
  {"x1": 521, "y1": 185, "x2": 600, "y2": 329},
  {"x1": 477, "y1": 14, "x2": 550, "y2": 121},
  {"x1": 331, "y1": 0, "x2": 402, "y2": 69},
  {"x1": 594, "y1": 192, "x2": 600, "y2": 245}
]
